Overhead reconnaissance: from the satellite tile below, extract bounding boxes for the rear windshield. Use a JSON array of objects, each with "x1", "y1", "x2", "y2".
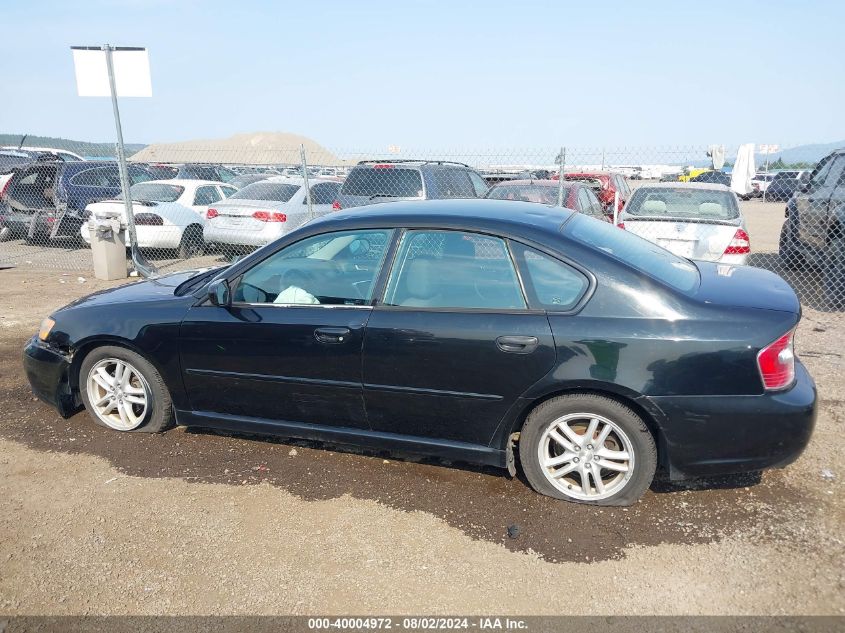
[
  {"x1": 566, "y1": 214, "x2": 700, "y2": 293},
  {"x1": 229, "y1": 182, "x2": 300, "y2": 202},
  {"x1": 624, "y1": 186, "x2": 739, "y2": 220},
  {"x1": 487, "y1": 183, "x2": 565, "y2": 204},
  {"x1": 565, "y1": 176, "x2": 604, "y2": 190},
  {"x1": 0, "y1": 153, "x2": 29, "y2": 174},
  {"x1": 129, "y1": 183, "x2": 184, "y2": 203},
  {"x1": 342, "y1": 167, "x2": 423, "y2": 198}
]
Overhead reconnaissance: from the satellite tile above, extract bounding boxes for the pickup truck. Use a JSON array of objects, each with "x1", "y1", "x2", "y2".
[{"x1": 779, "y1": 148, "x2": 845, "y2": 309}]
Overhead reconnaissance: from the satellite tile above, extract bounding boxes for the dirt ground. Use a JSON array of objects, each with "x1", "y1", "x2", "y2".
[{"x1": 0, "y1": 198, "x2": 843, "y2": 615}]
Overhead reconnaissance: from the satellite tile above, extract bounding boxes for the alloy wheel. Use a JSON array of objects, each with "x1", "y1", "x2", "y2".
[
  {"x1": 537, "y1": 412, "x2": 635, "y2": 501},
  {"x1": 85, "y1": 358, "x2": 151, "y2": 431}
]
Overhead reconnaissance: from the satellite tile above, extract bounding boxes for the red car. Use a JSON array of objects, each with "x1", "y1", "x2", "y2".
[
  {"x1": 485, "y1": 179, "x2": 609, "y2": 221},
  {"x1": 552, "y1": 171, "x2": 631, "y2": 214}
]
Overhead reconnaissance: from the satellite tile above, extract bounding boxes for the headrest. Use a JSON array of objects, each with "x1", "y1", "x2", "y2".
[
  {"x1": 699, "y1": 202, "x2": 723, "y2": 215},
  {"x1": 641, "y1": 199, "x2": 666, "y2": 213}
]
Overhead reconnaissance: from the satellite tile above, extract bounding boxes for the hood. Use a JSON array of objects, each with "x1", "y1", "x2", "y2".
[
  {"x1": 693, "y1": 261, "x2": 799, "y2": 314},
  {"x1": 58, "y1": 269, "x2": 208, "y2": 311}
]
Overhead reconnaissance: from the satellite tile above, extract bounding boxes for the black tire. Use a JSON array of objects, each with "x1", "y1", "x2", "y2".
[
  {"x1": 821, "y1": 235, "x2": 845, "y2": 311},
  {"x1": 78, "y1": 345, "x2": 174, "y2": 433},
  {"x1": 779, "y1": 217, "x2": 804, "y2": 270},
  {"x1": 519, "y1": 393, "x2": 657, "y2": 506},
  {"x1": 178, "y1": 224, "x2": 205, "y2": 259}
]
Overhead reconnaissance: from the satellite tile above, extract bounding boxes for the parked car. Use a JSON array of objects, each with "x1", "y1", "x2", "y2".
[
  {"x1": 486, "y1": 180, "x2": 608, "y2": 221},
  {"x1": 335, "y1": 160, "x2": 489, "y2": 209},
  {"x1": 79, "y1": 180, "x2": 235, "y2": 258},
  {"x1": 23, "y1": 199, "x2": 815, "y2": 506},
  {"x1": 0, "y1": 146, "x2": 85, "y2": 163},
  {"x1": 135, "y1": 163, "x2": 239, "y2": 183},
  {"x1": 0, "y1": 149, "x2": 69, "y2": 198},
  {"x1": 779, "y1": 149, "x2": 845, "y2": 308},
  {"x1": 617, "y1": 183, "x2": 750, "y2": 264},
  {"x1": 677, "y1": 168, "x2": 711, "y2": 183},
  {"x1": 203, "y1": 177, "x2": 341, "y2": 253},
  {"x1": 690, "y1": 170, "x2": 731, "y2": 186},
  {"x1": 555, "y1": 171, "x2": 631, "y2": 214},
  {"x1": 750, "y1": 172, "x2": 776, "y2": 198},
  {"x1": 1, "y1": 161, "x2": 153, "y2": 244},
  {"x1": 229, "y1": 173, "x2": 276, "y2": 189},
  {"x1": 765, "y1": 170, "x2": 810, "y2": 202}
]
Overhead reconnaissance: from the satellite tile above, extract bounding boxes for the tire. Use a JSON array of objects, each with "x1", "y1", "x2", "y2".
[
  {"x1": 519, "y1": 393, "x2": 657, "y2": 506},
  {"x1": 779, "y1": 217, "x2": 804, "y2": 270},
  {"x1": 78, "y1": 345, "x2": 174, "y2": 433},
  {"x1": 821, "y1": 235, "x2": 845, "y2": 311},
  {"x1": 178, "y1": 224, "x2": 205, "y2": 259}
]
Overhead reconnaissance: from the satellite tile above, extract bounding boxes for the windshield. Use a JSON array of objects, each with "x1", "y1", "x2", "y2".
[
  {"x1": 487, "y1": 183, "x2": 565, "y2": 204},
  {"x1": 342, "y1": 167, "x2": 424, "y2": 198},
  {"x1": 229, "y1": 182, "x2": 300, "y2": 202},
  {"x1": 128, "y1": 183, "x2": 185, "y2": 202},
  {"x1": 624, "y1": 186, "x2": 739, "y2": 221},
  {"x1": 566, "y1": 214, "x2": 700, "y2": 293}
]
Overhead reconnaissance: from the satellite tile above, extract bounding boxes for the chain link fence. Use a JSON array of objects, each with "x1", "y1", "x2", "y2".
[{"x1": 0, "y1": 143, "x2": 842, "y2": 317}]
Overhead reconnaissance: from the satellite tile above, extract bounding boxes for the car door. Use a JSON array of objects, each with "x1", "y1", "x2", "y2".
[
  {"x1": 361, "y1": 229, "x2": 556, "y2": 446},
  {"x1": 179, "y1": 228, "x2": 395, "y2": 429},
  {"x1": 796, "y1": 154, "x2": 845, "y2": 248}
]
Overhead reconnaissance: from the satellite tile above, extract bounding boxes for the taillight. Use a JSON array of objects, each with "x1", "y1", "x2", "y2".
[
  {"x1": 206, "y1": 208, "x2": 218, "y2": 219},
  {"x1": 0, "y1": 177, "x2": 11, "y2": 201},
  {"x1": 332, "y1": 200, "x2": 342, "y2": 210},
  {"x1": 252, "y1": 211, "x2": 287, "y2": 222},
  {"x1": 373, "y1": 164, "x2": 395, "y2": 169},
  {"x1": 757, "y1": 331, "x2": 795, "y2": 390},
  {"x1": 616, "y1": 222, "x2": 625, "y2": 229},
  {"x1": 724, "y1": 228, "x2": 751, "y2": 255},
  {"x1": 135, "y1": 213, "x2": 163, "y2": 226}
]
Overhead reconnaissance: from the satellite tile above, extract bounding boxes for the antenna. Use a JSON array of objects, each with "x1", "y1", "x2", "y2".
[{"x1": 17, "y1": 134, "x2": 28, "y2": 150}]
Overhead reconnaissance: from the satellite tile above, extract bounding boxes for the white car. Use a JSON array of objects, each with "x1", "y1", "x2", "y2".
[
  {"x1": 751, "y1": 172, "x2": 776, "y2": 197},
  {"x1": 203, "y1": 177, "x2": 341, "y2": 251},
  {"x1": 616, "y1": 182, "x2": 750, "y2": 265},
  {"x1": 81, "y1": 179, "x2": 236, "y2": 257}
]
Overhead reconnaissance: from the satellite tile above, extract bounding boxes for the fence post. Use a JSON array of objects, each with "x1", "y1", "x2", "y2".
[
  {"x1": 300, "y1": 144, "x2": 314, "y2": 222},
  {"x1": 557, "y1": 146, "x2": 566, "y2": 208},
  {"x1": 103, "y1": 44, "x2": 154, "y2": 277}
]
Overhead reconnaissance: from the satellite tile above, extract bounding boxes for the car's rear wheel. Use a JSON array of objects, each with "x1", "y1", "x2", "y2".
[
  {"x1": 178, "y1": 225, "x2": 205, "y2": 259},
  {"x1": 779, "y1": 218, "x2": 804, "y2": 270},
  {"x1": 79, "y1": 346, "x2": 174, "y2": 433},
  {"x1": 519, "y1": 394, "x2": 656, "y2": 506}
]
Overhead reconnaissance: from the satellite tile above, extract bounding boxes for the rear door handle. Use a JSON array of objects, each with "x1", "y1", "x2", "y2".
[
  {"x1": 314, "y1": 327, "x2": 351, "y2": 344},
  {"x1": 496, "y1": 335, "x2": 539, "y2": 354}
]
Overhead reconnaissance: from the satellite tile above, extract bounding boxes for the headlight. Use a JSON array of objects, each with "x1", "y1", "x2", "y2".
[{"x1": 38, "y1": 317, "x2": 55, "y2": 341}]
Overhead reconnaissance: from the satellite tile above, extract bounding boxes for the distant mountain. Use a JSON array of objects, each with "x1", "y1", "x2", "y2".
[
  {"x1": 0, "y1": 134, "x2": 146, "y2": 158},
  {"x1": 767, "y1": 140, "x2": 845, "y2": 165}
]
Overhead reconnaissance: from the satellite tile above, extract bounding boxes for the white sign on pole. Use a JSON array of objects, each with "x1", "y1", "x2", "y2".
[
  {"x1": 72, "y1": 48, "x2": 152, "y2": 97},
  {"x1": 757, "y1": 144, "x2": 780, "y2": 155}
]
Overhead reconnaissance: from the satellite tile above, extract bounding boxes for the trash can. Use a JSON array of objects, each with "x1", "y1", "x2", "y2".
[{"x1": 89, "y1": 210, "x2": 128, "y2": 280}]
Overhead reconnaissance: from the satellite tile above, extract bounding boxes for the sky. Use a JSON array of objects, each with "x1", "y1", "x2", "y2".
[{"x1": 1, "y1": 0, "x2": 844, "y2": 152}]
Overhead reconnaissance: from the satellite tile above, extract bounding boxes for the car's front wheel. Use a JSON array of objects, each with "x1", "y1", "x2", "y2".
[
  {"x1": 79, "y1": 345, "x2": 174, "y2": 433},
  {"x1": 519, "y1": 394, "x2": 657, "y2": 506}
]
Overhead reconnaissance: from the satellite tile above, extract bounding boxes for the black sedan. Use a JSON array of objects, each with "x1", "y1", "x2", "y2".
[{"x1": 23, "y1": 200, "x2": 816, "y2": 506}]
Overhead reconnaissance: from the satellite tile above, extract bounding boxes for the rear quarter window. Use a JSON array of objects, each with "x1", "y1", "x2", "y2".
[{"x1": 565, "y1": 214, "x2": 700, "y2": 293}]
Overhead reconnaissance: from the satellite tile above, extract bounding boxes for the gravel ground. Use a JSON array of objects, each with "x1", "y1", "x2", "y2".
[{"x1": 0, "y1": 197, "x2": 843, "y2": 615}]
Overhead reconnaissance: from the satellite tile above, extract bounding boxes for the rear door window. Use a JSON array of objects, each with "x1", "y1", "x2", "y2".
[
  {"x1": 194, "y1": 186, "x2": 221, "y2": 206},
  {"x1": 511, "y1": 244, "x2": 589, "y2": 311},
  {"x1": 71, "y1": 166, "x2": 121, "y2": 188}
]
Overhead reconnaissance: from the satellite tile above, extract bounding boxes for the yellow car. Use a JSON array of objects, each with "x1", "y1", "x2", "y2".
[{"x1": 678, "y1": 168, "x2": 711, "y2": 182}]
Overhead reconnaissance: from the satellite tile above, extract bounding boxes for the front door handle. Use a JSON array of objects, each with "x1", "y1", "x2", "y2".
[
  {"x1": 496, "y1": 335, "x2": 539, "y2": 354},
  {"x1": 314, "y1": 327, "x2": 351, "y2": 344}
]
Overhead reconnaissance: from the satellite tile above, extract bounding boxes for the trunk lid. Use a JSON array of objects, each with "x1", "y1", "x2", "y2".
[
  {"x1": 622, "y1": 217, "x2": 741, "y2": 262},
  {"x1": 694, "y1": 261, "x2": 800, "y2": 314}
]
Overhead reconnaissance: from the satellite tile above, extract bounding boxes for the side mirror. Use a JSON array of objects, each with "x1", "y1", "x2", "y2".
[{"x1": 208, "y1": 279, "x2": 231, "y2": 307}]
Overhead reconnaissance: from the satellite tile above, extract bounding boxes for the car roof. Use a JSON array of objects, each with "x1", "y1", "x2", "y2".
[
  {"x1": 145, "y1": 179, "x2": 223, "y2": 187},
  {"x1": 312, "y1": 199, "x2": 574, "y2": 238},
  {"x1": 633, "y1": 182, "x2": 733, "y2": 192},
  {"x1": 263, "y1": 176, "x2": 339, "y2": 184},
  {"x1": 490, "y1": 179, "x2": 565, "y2": 187}
]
